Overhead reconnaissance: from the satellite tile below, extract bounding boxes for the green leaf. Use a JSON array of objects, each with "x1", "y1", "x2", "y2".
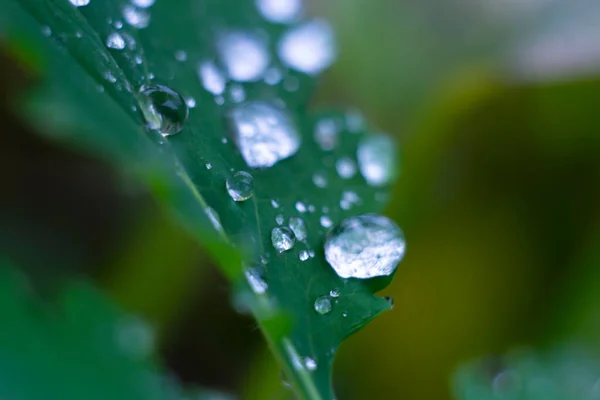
[
  {"x1": 0, "y1": 263, "x2": 235, "y2": 400},
  {"x1": 1, "y1": 1, "x2": 398, "y2": 398}
]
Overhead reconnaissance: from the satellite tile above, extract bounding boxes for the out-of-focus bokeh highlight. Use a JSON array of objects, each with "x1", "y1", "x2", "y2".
[{"x1": 2, "y1": 0, "x2": 600, "y2": 399}]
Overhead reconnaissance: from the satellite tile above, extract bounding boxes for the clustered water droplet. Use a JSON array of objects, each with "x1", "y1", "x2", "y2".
[
  {"x1": 314, "y1": 295, "x2": 332, "y2": 314},
  {"x1": 271, "y1": 226, "x2": 295, "y2": 253},
  {"x1": 324, "y1": 214, "x2": 405, "y2": 279},
  {"x1": 229, "y1": 101, "x2": 301, "y2": 168},
  {"x1": 226, "y1": 171, "x2": 255, "y2": 202},
  {"x1": 138, "y1": 84, "x2": 189, "y2": 136}
]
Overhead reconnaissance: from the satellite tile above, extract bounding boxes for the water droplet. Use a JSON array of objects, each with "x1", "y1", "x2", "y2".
[
  {"x1": 336, "y1": 157, "x2": 357, "y2": 179},
  {"x1": 174, "y1": 50, "x2": 187, "y2": 62},
  {"x1": 314, "y1": 296, "x2": 332, "y2": 314},
  {"x1": 278, "y1": 19, "x2": 336, "y2": 75},
  {"x1": 138, "y1": 84, "x2": 189, "y2": 136},
  {"x1": 340, "y1": 190, "x2": 360, "y2": 210},
  {"x1": 264, "y1": 67, "x2": 283, "y2": 85},
  {"x1": 346, "y1": 109, "x2": 365, "y2": 133},
  {"x1": 245, "y1": 267, "x2": 268, "y2": 294},
  {"x1": 288, "y1": 217, "x2": 307, "y2": 241},
  {"x1": 226, "y1": 171, "x2": 254, "y2": 202},
  {"x1": 186, "y1": 97, "x2": 196, "y2": 108},
  {"x1": 324, "y1": 214, "x2": 406, "y2": 279},
  {"x1": 70, "y1": 0, "x2": 90, "y2": 7},
  {"x1": 357, "y1": 134, "x2": 397, "y2": 187},
  {"x1": 228, "y1": 84, "x2": 246, "y2": 103},
  {"x1": 41, "y1": 26, "x2": 51, "y2": 37},
  {"x1": 123, "y1": 5, "x2": 150, "y2": 29},
  {"x1": 384, "y1": 296, "x2": 394, "y2": 308},
  {"x1": 314, "y1": 118, "x2": 339, "y2": 150},
  {"x1": 308, "y1": 204, "x2": 316, "y2": 213},
  {"x1": 342, "y1": 312, "x2": 347, "y2": 317},
  {"x1": 114, "y1": 20, "x2": 123, "y2": 29},
  {"x1": 271, "y1": 199, "x2": 280, "y2": 208},
  {"x1": 299, "y1": 250, "x2": 309, "y2": 261},
  {"x1": 256, "y1": 0, "x2": 302, "y2": 23},
  {"x1": 295, "y1": 201, "x2": 307, "y2": 213},
  {"x1": 304, "y1": 357, "x2": 317, "y2": 371},
  {"x1": 198, "y1": 61, "x2": 226, "y2": 95},
  {"x1": 271, "y1": 226, "x2": 295, "y2": 253},
  {"x1": 218, "y1": 32, "x2": 269, "y2": 82},
  {"x1": 104, "y1": 71, "x2": 117, "y2": 83},
  {"x1": 312, "y1": 173, "x2": 328, "y2": 188},
  {"x1": 132, "y1": 0, "x2": 155, "y2": 7},
  {"x1": 276, "y1": 214, "x2": 285, "y2": 225},
  {"x1": 229, "y1": 101, "x2": 300, "y2": 168},
  {"x1": 106, "y1": 32, "x2": 126, "y2": 50},
  {"x1": 134, "y1": 55, "x2": 143, "y2": 64},
  {"x1": 205, "y1": 163, "x2": 212, "y2": 170},
  {"x1": 283, "y1": 76, "x2": 299, "y2": 92},
  {"x1": 115, "y1": 317, "x2": 155, "y2": 360},
  {"x1": 320, "y1": 215, "x2": 333, "y2": 228}
]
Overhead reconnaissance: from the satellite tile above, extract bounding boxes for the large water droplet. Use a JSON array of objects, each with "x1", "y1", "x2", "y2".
[
  {"x1": 256, "y1": 0, "x2": 302, "y2": 23},
  {"x1": 106, "y1": 32, "x2": 126, "y2": 50},
  {"x1": 245, "y1": 267, "x2": 268, "y2": 294},
  {"x1": 229, "y1": 101, "x2": 300, "y2": 168},
  {"x1": 314, "y1": 296, "x2": 332, "y2": 314},
  {"x1": 138, "y1": 84, "x2": 189, "y2": 136},
  {"x1": 271, "y1": 226, "x2": 295, "y2": 253},
  {"x1": 288, "y1": 217, "x2": 307, "y2": 241},
  {"x1": 70, "y1": 0, "x2": 90, "y2": 7},
  {"x1": 278, "y1": 19, "x2": 336, "y2": 75},
  {"x1": 357, "y1": 134, "x2": 397, "y2": 187},
  {"x1": 226, "y1": 171, "x2": 254, "y2": 202},
  {"x1": 218, "y1": 32, "x2": 269, "y2": 82},
  {"x1": 198, "y1": 61, "x2": 226, "y2": 95},
  {"x1": 324, "y1": 214, "x2": 405, "y2": 279}
]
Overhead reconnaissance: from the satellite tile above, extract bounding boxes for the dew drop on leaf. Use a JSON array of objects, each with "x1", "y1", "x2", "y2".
[
  {"x1": 288, "y1": 217, "x2": 307, "y2": 241},
  {"x1": 304, "y1": 357, "x2": 318, "y2": 371},
  {"x1": 271, "y1": 226, "x2": 295, "y2": 253},
  {"x1": 106, "y1": 32, "x2": 126, "y2": 50},
  {"x1": 197, "y1": 61, "x2": 226, "y2": 95},
  {"x1": 299, "y1": 250, "x2": 309, "y2": 261},
  {"x1": 70, "y1": 0, "x2": 90, "y2": 7},
  {"x1": 320, "y1": 215, "x2": 333, "y2": 228},
  {"x1": 132, "y1": 0, "x2": 155, "y2": 7},
  {"x1": 357, "y1": 133, "x2": 397, "y2": 187},
  {"x1": 138, "y1": 84, "x2": 189, "y2": 136},
  {"x1": 245, "y1": 267, "x2": 268, "y2": 294},
  {"x1": 123, "y1": 5, "x2": 150, "y2": 29},
  {"x1": 314, "y1": 117, "x2": 339, "y2": 151},
  {"x1": 314, "y1": 295, "x2": 332, "y2": 315},
  {"x1": 295, "y1": 201, "x2": 307, "y2": 213},
  {"x1": 335, "y1": 156, "x2": 357, "y2": 179},
  {"x1": 329, "y1": 289, "x2": 340, "y2": 298},
  {"x1": 218, "y1": 32, "x2": 269, "y2": 82},
  {"x1": 229, "y1": 101, "x2": 300, "y2": 168},
  {"x1": 275, "y1": 215, "x2": 284, "y2": 225},
  {"x1": 226, "y1": 171, "x2": 254, "y2": 202},
  {"x1": 278, "y1": 19, "x2": 336, "y2": 75},
  {"x1": 312, "y1": 172, "x2": 327, "y2": 188},
  {"x1": 324, "y1": 214, "x2": 405, "y2": 279},
  {"x1": 256, "y1": 0, "x2": 302, "y2": 24}
]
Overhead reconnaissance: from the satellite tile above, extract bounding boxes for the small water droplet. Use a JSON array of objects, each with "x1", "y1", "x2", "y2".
[
  {"x1": 228, "y1": 84, "x2": 246, "y2": 103},
  {"x1": 104, "y1": 71, "x2": 117, "y2": 83},
  {"x1": 218, "y1": 32, "x2": 269, "y2": 82},
  {"x1": 198, "y1": 61, "x2": 226, "y2": 95},
  {"x1": 134, "y1": 55, "x2": 143, "y2": 64},
  {"x1": 288, "y1": 217, "x2": 307, "y2": 241},
  {"x1": 186, "y1": 97, "x2": 196, "y2": 108},
  {"x1": 330, "y1": 289, "x2": 340, "y2": 297},
  {"x1": 115, "y1": 317, "x2": 155, "y2": 360},
  {"x1": 312, "y1": 173, "x2": 328, "y2": 188},
  {"x1": 320, "y1": 215, "x2": 333, "y2": 228},
  {"x1": 309, "y1": 250, "x2": 315, "y2": 258},
  {"x1": 106, "y1": 32, "x2": 126, "y2": 50},
  {"x1": 245, "y1": 267, "x2": 268, "y2": 294},
  {"x1": 271, "y1": 226, "x2": 295, "y2": 253},
  {"x1": 308, "y1": 204, "x2": 316, "y2": 213},
  {"x1": 138, "y1": 84, "x2": 189, "y2": 136},
  {"x1": 264, "y1": 67, "x2": 283, "y2": 85},
  {"x1": 304, "y1": 357, "x2": 317, "y2": 371},
  {"x1": 41, "y1": 26, "x2": 51, "y2": 37},
  {"x1": 324, "y1": 214, "x2": 405, "y2": 279},
  {"x1": 174, "y1": 50, "x2": 187, "y2": 62},
  {"x1": 271, "y1": 199, "x2": 280, "y2": 208},
  {"x1": 278, "y1": 19, "x2": 336, "y2": 75},
  {"x1": 336, "y1": 157, "x2": 357, "y2": 179},
  {"x1": 70, "y1": 0, "x2": 90, "y2": 7},
  {"x1": 295, "y1": 201, "x2": 307, "y2": 213},
  {"x1": 123, "y1": 5, "x2": 150, "y2": 29},
  {"x1": 215, "y1": 95, "x2": 225, "y2": 105},
  {"x1": 283, "y1": 76, "x2": 299, "y2": 92},
  {"x1": 205, "y1": 163, "x2": 213, "y2": 170},
  {"x1": 229, "y1": 101, "x2": 300, "y2": 168},
  {"x1": 132, "y1": 0, "x2": 155, "y2": 7},
  {"x1": 276, "y1": 214, "x2": 285, "y2": 225},
  {"x1": 256, "y1": 0, "x2": 301, "y2": 23},
  {"x1": 384, "y1": 296, "x2": 394, "y2": 308},
  {"x1": 299, "y1": 250, "x2": 309, "y2": 261},
  {"x1": 260, "y1": 254, "x2": 269, "y2": 264},
  {"x1": 342, "y1": 312, "x2": 347, "y2": 317},
  {"x1": 226, "y1": 171, "x2": 254, "y2": 201},
  {"x1": 357, "y1": 134, "x2": 397, "y2": 187},
  {"x1": 314, "y1": 118, "x2": 339, "y2": 151},
  {"x1": 114, "y1": 20, "x2": 123, "y2": 29},
  {"x1": 314, "y1": 296, "x2": 332, "y2": 314},
  {"x1": 340, "y1": 190, "x2": 360, "y2": 210}
]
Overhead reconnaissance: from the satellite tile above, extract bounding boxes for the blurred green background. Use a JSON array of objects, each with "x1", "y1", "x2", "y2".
[{"x1": 2, "y1": 0, "x2": 600, "y2": 399}]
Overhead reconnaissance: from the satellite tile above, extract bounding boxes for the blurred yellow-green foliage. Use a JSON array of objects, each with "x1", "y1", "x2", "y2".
[{"x1": 2, "y1": 0, "x2": 600, "y2": 399}]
